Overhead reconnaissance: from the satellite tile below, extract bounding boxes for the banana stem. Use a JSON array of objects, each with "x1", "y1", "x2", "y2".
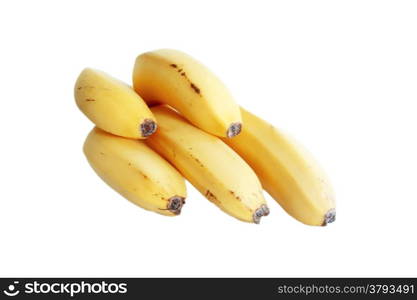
[
  {"x1": 168, "y1": 196, "x2": 186, "y2": 215},
  {"x1": 140, "y1": 119, "x2": 157, "y2": 137},
  {"x1": 253, "y1": 204, "x2": 270, "y2": 224},
  {"x1": 226, "y1": 122, "x2": 242, "y2": 138},
  {"x1": 322, "y1": 208, "x2": 336, "y2": 226}
]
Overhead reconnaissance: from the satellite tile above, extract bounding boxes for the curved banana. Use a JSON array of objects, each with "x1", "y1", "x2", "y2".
[
  {"x1": 132, "y1": 49, "x2": 242, "y2": 138},
  {"x1": 75, "y1": 68, "x2": 157, "y2": 139},
  {"x1": 222, "y1": 108, "x2": 336, "y2": 226},
  {"x1": 145, "y1": 105, "x2": 268, "y2": 223},
  {"x1": 83, "y1": 127, "x2": 186, "y2": 215}
]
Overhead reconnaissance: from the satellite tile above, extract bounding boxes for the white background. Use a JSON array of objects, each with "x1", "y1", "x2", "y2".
[{"x1": 0, "y1": 0, "x2": 416, "y2": 277}]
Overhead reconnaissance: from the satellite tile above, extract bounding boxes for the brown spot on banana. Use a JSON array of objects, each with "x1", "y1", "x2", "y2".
[
  {"x1": 189, "y1": 153, "x2": 204, "y2": 168},
  {"x1": 205, "y1": 190, "x2": 220, "y2": 204},
  {"x1": 138, "y1": 171, "x2": 149, "y2": 180},
  {"x1": 168, "y1": 63, "x2": 201, "y2": 95},
  {"x1": 85, "y1": 98, "x2": 96, "y2": 102},
  {"x1": 229, "y1": 190, "x2": 242, "y2": 202},
  {"x1": 190, "y1": 83, "x2": 201, "y2": 94}
]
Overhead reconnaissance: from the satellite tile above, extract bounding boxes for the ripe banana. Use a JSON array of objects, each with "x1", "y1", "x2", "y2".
[
  {"x1": 145, "y1": 105, "x2": 269, "y2": 223},
  {"x1": 83, "y1": 127, "x2": 186, "y2": 215},
  {"x1": 222, "y1": 108, "x2": 336, "y2": 226},
  {"x1": 132, "y1": 49, "x2": 242, "y2": 138},
  {"x1": 75, "y1": 68, "x2": 157, "y2": 139}
]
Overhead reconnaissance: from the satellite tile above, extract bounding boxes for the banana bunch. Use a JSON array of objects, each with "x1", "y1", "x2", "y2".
[{"x1": 75, "y1": 49, "x2": 335, "y2": 226}]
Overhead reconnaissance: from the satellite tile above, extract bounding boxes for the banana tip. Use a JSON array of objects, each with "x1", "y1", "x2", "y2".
[
  {"x1": 226, "y1": 122, "x2": 242, "y2": 138},
  {"x1": 168, "y1": 196, "x2": 186, "y2": 215},
  {"x1": 322, "y1": 208, "x2": 336, "y2": 226},
  {"x1": 140, "y1": 119, "x2": 157, "y2": 137},
  {"x1": 253, "y1": 204, "x2": 270, "y2": 224}
]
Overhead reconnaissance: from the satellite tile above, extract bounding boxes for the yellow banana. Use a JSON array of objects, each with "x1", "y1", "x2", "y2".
[
  {"x1": 145, "y1": 105, "x2": 268, "y2": 223},
  {"x1": 75, "y1": 68, "x2": 157, "y2": 139},
  {"x1": 83, "y1": 127, "x2": 186, "y2": 215},
  {"x1": 222, "y1": 108, "x2": 336, "y2": 226},
  {"x1": 132, "y1": 49, "x2": 242, "y2": 138}
]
